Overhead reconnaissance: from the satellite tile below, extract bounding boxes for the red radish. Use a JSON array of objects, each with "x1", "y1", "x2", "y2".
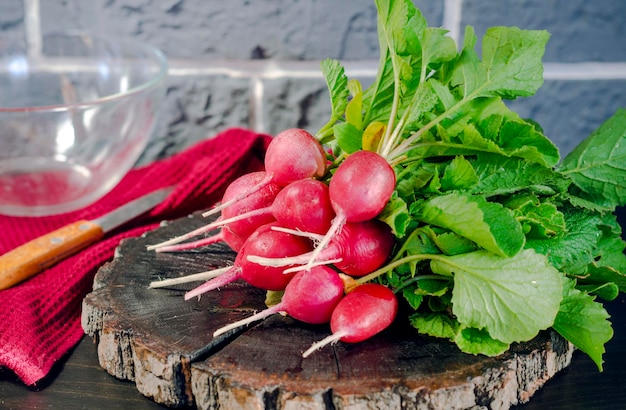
[
  {"x1": 218, "y1": 172, "x2": 280, "y2": 240},
  {"x1": 272, "y1": 179, "x2": 335, "y2": 234},
  {"x1": 302, "y1": 283, "x2": 398, "y2": 358},
  {"x1": 247, "y1": 219, "x2": 395, "y2": 277},
  {"x1": 179, "y1": 179, "x2": 336, "y2": 241},
  {"x1": 303, "y1": 150, "x2": 396, "y2": 269},
  {"x1": 203, "y1": 128, "x2": 327, "y2": 217},
  {"x1": 264, "y1": 128, "x2": 327, "y2": 186},
  {"x1": 147, "y1": 172, "x2": 280, "y2": 252},
  {"x1": 212, "y1": 265, "x2": 345, "y2": 337},
  {"x1": 217, "y1": 227, "x2": 247, "y2": 251},
  {"x1": 329, "y1": 150, "x2": 396, "y2": 223},
  {"x1": 184, "y1": 223, "x2": 312, "y2": 300}
]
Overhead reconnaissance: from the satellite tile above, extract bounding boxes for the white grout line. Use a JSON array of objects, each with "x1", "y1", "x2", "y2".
[
  {"x1": 167, "y1": 59, "x2": 324, "y2": 79},
  {"x1": 443, "y1": 0, "x2": 464, "y2": 46},
  {"x1": 166, "y1": 59, "x2": 379, "y2": 79},
  {"x1": 250, "y1": 77, "x2": 265, "y2": 133},
  {"x1": 22, "y1": 0, "x2": 42, "y2": 58},
  {"x1": 14, "y1": 57, "x2": 626, "y2": 82},
  {"x1": 544, "y1": 63, "x2": 626, "y2": 80},
  {"x1": 168, "y1": 59, "x2": 626, "y2": 81}
]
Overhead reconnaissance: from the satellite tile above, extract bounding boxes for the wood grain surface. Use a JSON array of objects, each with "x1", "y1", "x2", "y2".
[{"x1": 79, "y1": 213, "x2": 577, "y2": 409}]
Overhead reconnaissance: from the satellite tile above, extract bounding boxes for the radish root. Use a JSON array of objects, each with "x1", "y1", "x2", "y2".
[
  {"x1": 154, "y1": 233, "x2": 225, "y2": 253},
  {"x1": 146, "y1": 219, "x2": 221, "y2": 251},
  {"x1": 270, "y1": 226, "x2": 324, "y2": 242},
  {"x1": 282, "y1": 258, "x2": 343, "y2": 274},
  {"x1": 213, "y1": 304, "x2": 282, "y2": 338},
  {"x1": 149, "y1": 266, "x2": 232, "y2": 288},
  {"x1": 303, "y1": 215, "x2": 345, "y2": 270},
  {"x1": 184, "y1": 266, "x2": 242, "y2": 300},
  {"x1": 302, "y1": 331, "x2": 346, "y2": 358},
  {"x1": 202, "y1": 173, "x2": 274, "y2": 218}
]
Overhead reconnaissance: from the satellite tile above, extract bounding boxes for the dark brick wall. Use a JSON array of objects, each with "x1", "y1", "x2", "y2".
[
  {"x1": 462, "y1": 0, "x2": 626, "y2": 63},
  {"x1": 3, "y1": 0, "x2": 625, "y2": 163}
]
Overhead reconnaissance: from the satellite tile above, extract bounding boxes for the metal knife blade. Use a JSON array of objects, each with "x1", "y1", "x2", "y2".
[
  {"x1": 95, "y1": 187, "x2": 172, "y2": 233},
  {"x1": 0, "y1": 187, "x2": 172, "y2": 290}
]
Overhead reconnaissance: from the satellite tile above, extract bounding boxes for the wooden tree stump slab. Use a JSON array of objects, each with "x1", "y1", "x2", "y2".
[{"x1": 81, "y1": 213, "x2": 575, "y2": 410}]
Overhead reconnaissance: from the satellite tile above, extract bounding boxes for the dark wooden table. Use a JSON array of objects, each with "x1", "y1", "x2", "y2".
[
  {"x1": 0, "y1": 292, "x2": 624, "y2": 410},
  {"x1": 3, "y1": 205, "x2": 626, "y2": 409}
]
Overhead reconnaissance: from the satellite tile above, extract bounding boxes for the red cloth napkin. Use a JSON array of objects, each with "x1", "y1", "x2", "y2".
[{"x1": 0, "y1": 128, "x2": 271, "y2": 385}]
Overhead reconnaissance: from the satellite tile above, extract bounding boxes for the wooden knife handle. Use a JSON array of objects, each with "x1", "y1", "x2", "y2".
[{"x1": 0, "y1": 220, "x2": 104, "y2": 290}]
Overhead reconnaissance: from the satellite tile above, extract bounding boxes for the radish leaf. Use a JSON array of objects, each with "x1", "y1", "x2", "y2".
[
  {"x1": 450, "y1": 26, "x2": 549, "y2": 100},
  {"x1": 320, "y1": 59, "x2": 349, "y2": 119},
  {"x1": 378, "y1": 191, "x2": 409, "y2": 237},
  {"x1": 454, "y1": 327, "x2": 509, "y2": 356},
  {"x1": 478, "y1": 27, "x2": 550, "y2": 99},
  {"x1": 334, "y1": 122, "x2": 362, "y2": 154},
  {"x1": 345, "y1": 79, "x2": 363, "y2": 129},
  {"x1": 311, "y1": 0, "x2": 625, "y2": 367},
  {"x1": 503, "y1": 193, "x2": 566, "y2": 239},
  {"x1": 495, "y1": 118, "x2": 560, "y2": 167},
  {"x1": 583, "y1": 264, "x2": 626, "y2": 294},
  {"x1": 553, "y1": 277, "x2": 613, "y2": 371},
  {"x1": 526, "y1": 206, "x2": 606, "y2": 274},
  {"x1": 577, "y1": 282, "x2": 619, "y2": 302},
  {"x1": 416, "y1": 192, "x2": 525, "y2": 257},
  {"x1": 471, "y1": 153, "x2": 570, "y2": 197},
  {"x1": 440, "y1": 155, "x2": 478, "y2": 191},
  {"x1": 318, "y1": 59, "x2": 349, "y2": 138},
  {"x1": 559, "y1": 108, "x2": 626, "y2": 208},
  {"x1": 431, "y1": 249, "x2": 563, "y2": 344},
  {"x1": 410, "y1": 312, "x2": 458, "y2": 340}
]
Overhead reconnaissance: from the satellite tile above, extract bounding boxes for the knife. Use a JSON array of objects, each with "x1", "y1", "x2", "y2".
[{"x1": 0, "y1": 187, "x2": 172, "y2": 290}]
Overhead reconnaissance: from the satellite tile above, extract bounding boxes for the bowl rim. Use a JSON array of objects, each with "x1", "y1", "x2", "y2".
[{"x1": 0, "y1": 31, "x2": 169, "y2": 113}]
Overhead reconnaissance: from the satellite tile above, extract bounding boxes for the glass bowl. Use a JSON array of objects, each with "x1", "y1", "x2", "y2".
[{"x1": 0, "y1": 32, "x2": 168, "y2": 217}]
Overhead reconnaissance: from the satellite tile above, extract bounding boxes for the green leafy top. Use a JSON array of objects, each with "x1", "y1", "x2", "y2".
[
  {"x1": 559, "y1": 108, "x2": 626, "y2": 209},
  {"x1": 316, "y1": 0, "x2": 626, "y2": 371}
]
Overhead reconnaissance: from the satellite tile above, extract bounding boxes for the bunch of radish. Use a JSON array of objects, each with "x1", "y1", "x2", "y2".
[
  {"x1": 144, "y1": 0, "x2": 626, "y2": 371},
  {"x1": 148, "y1": 128, "x2": 400, "y2": 356}
]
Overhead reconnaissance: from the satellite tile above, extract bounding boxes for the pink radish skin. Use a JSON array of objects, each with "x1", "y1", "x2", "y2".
[
  {"x1": 203, "y1": 128, "x2": 327, "y2": 218},
  {"x1": 326, "y1": 220, "x2": 394, "y2": 276},
  {"x1": 184, "y1": 223, "x2": 312, "y2": 300},
  {"x1": 180, "y1": 179, "x2": 336, "y2": 243},
  {"x1": 213, "y1": 266, "x2": 345, "y2": 337},
  {"x1": 264, "y1": 128, "x2": 327, "y2": 186},
  {"x1": 247, "y1": 219, "x2": 395, "y2": 277},
  {"x1": 221, "y1": 226, "x2": 246, "y2": 251},
  {"x1": 218, "y1": 172, "x2": 280, "y2": 240},
  {"x1": 302, "y1": 284, "x2": 398, "y2": 358},
  {"x1": 329, "y1": 150, "x2": 396, "y2": 223},
  {"x1": 272, "y1": 179, "x2": 335, "y2": 235},
  {"x1": 303, "y1": 150, "x2": 396, "y2": 270},
  {"x1": 224, "y1": 178, "x2": 335, "y2": 235},
  {"x1": 147, "y1": 172, "x2": 280, "y2": 252}
]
